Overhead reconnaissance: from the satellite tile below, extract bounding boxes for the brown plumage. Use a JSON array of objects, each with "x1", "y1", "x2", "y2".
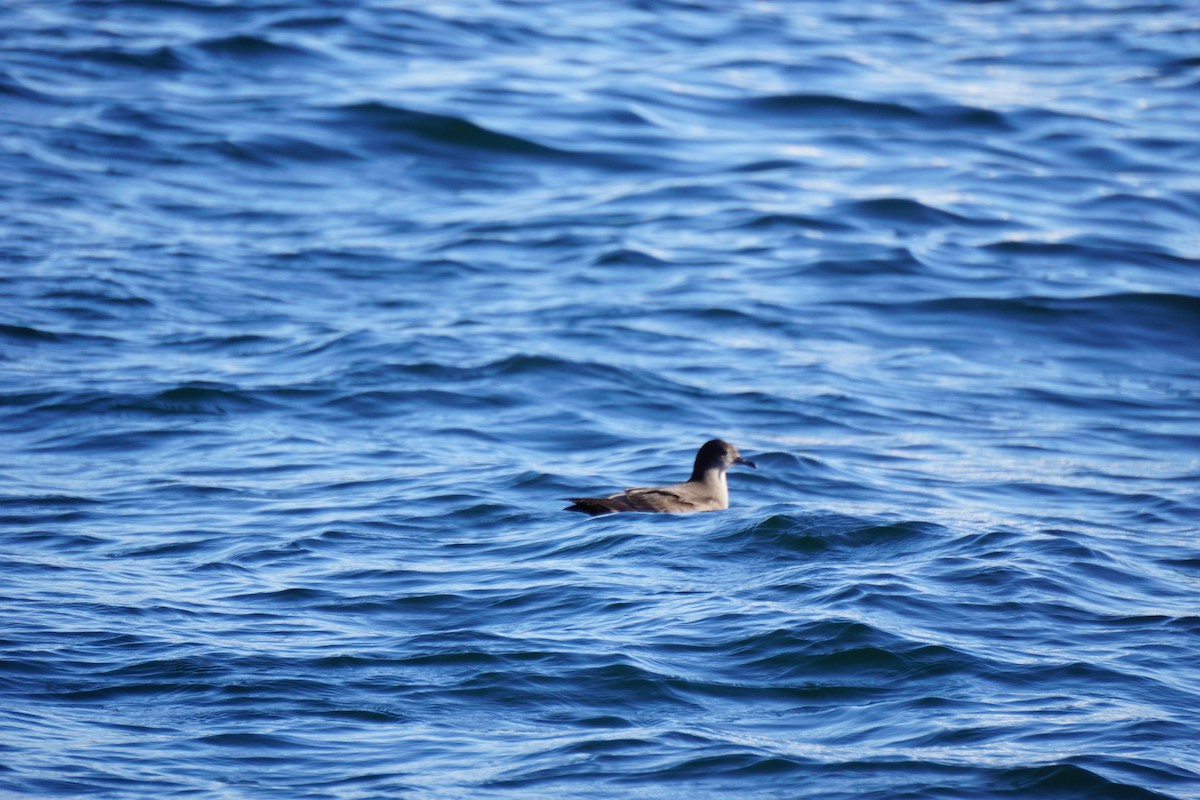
[{"x1": 565, "y1": 440, "x2": 756, "y2": 515}]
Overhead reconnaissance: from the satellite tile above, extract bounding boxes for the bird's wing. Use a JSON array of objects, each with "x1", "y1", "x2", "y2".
[
  {"x1": 565, "y1": 483, "x2": 709, "y2": 515},
  {"x1": 619, "y1": 486, "x2": 703, "y2": 513}
]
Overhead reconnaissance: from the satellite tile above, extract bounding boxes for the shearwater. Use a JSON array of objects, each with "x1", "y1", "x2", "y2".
[{"x1": 566, "y1": 440, "x2": 756, "y2": 515}]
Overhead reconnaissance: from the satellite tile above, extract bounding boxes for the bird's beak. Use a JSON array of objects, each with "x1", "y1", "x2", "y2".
[{"x1": 735, "y1": 457, "x2": 756, "y2": 469}]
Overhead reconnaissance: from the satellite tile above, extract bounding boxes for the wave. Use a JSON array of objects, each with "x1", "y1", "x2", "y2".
[
  {"x1": 77, "y1": 45, "x2": 188, "y2": 72},
  {"x1": 329, "y1": 101, "x2": 575, "y2": 157},
  {"x1": 319, "y1": 100, "x2": 650, "y2": 171},
  {"x1": 838, "y1": 197, "x2": 977, "y2": 228},
  {"x1": 836, "y1": 292, "x2": 1200, "y2": 353},
  {"x1": 23, "y1": 384, "x2": 285, "y2": 418},
  {"x1": 0, "y1": 323, "x2": 64, "y2": 343},
  {"x1": 207, "y1": 133, "x2": 357, "y2": 167},
  {"x1": 193, "y1": 34, "x2": 322, "y2": 61},
  {"x1": 980, "y1": 239, "x2": 1198, "y2": 272},
  {"x1": 0, "y1": 71, "x2": 67, "y2": 104},
  {"x1": 743, "y1": 93, "x2": 1010, "y2": 132}
]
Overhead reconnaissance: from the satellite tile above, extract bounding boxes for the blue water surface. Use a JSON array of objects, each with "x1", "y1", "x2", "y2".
[{"x1": 2, "y1": 0, "x2": 1199, "y2": 797}]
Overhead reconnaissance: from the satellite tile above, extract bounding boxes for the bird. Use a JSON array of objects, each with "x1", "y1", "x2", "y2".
[{"x1": 565, "y1": 439, "x2": 756, "y2": 515}]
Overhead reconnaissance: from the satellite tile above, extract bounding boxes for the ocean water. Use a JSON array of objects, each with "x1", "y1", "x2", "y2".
[{"x1": 2, "y1": 0, "x2": 1199, "y2": 797}]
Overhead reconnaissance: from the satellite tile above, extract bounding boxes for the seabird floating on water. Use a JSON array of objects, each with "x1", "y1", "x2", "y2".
[{"x1": 565, "y1": 439, "x2": 756, "y2": 515}]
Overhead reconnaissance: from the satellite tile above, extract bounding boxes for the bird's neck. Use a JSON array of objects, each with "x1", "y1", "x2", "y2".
[{"x1": 694, "y1": 468, "x2": 729, "y2": 506}]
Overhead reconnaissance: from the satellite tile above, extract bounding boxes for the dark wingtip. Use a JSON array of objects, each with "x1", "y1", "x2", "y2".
[{"x1": 565, "y1": 499, "x2": 619, "y2": 516}]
